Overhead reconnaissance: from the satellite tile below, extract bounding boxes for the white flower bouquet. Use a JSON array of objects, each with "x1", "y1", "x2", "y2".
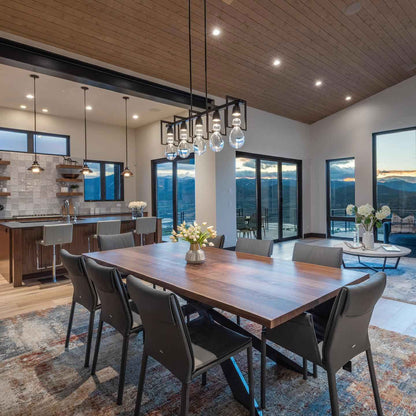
[
  {"x1": 128, "y1": 201, "x2": 147, "y2": 210},
  {"x1": 170, "y1": 221, "x2": 217, "y2": 248},
  {"x1": 346, "y1": 203, "x2": 391, "y2": 231}
]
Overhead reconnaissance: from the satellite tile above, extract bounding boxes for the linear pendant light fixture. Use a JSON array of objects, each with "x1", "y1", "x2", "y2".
[
  {"x1": 121, "y1": 96, "x2": 133, "y2": 177},
  {"x1": 160, "y1": 0, "x2": 247, "y2": 158},
  {"x1": 28, "y1": 74, "x2": 44, "y2": 173},
  {"x1": 80, "y1": 86, "x2": 93, "y2": 175}
]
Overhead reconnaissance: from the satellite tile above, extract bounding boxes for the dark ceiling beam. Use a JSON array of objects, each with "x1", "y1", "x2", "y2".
[{"x1": 0, "y1": 37, "x2": 212, "y2": 110}]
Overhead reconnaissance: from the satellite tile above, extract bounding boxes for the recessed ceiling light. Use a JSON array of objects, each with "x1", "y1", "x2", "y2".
[
  {"x1": 42, "y1": 108, "x2": 48, "y2": 113},
  {"x1": 86, "y1": 105, "x2": 92, "y2": 111},
  {"x1": 345, "y1": 96, "x2": 352, "y2": 101},
  {"x1": 132, "y1": 114, "x2": 139, "y2": 119},
  {"x1": 26, "y1": 94, "x2": 34, "y2": 99},
  {"x1": 272, "y1": 58, "x2": 281, "y2": 67},
  {"x1": 315, "y1": 80, "x2": 323, "y2": 87},
  {"x1": 344, "y1": 1, "x2": 362, "y2": 16},
  {"x1": 20, "y1": 105, "x2": 27, "y2": 109},
  {"x1": 212, "y1": 27, "x2": 221, "y2": 36}
]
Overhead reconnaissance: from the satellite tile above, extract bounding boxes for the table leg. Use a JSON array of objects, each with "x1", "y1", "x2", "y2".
[{"x1": 261, "y1": 326, "x2": 266, "y2": 409}]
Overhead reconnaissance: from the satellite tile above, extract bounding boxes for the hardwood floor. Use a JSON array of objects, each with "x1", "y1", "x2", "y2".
[{"x1": 0, "y1": 238, "x2": 415, "y2": 338}]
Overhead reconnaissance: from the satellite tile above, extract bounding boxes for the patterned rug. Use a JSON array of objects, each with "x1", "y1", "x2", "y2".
[{"x1": 0, "y1": 305, "x2": 415, "y2": 415}]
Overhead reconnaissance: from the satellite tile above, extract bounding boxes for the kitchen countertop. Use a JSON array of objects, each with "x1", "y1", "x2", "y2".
[{"x1": 0, "y1": 215, "x2": 144, "y2": 229}]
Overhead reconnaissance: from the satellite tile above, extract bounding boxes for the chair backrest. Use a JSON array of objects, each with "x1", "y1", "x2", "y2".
[
  {"x1": 126, "y1": 276, "x2": 194, "y2": 383},
  {"x1": 96, "y1": 220, "x2": 121, "y2": 236},
  {"x1": 323, "y1": 272, "x2": 386, "y2": 371},
  {"x1": 135, "y1": 217, "x2": 157, "y2": 235},
  {"x1": 292, "y1": 242, "x2": 342, "y2": 268},
  {"x1": 235, "y1": 238, "x2": 273, "y2": 257},
  {"x1": 208, "y1": 234, "x2": 225, "y2": 249},
  {"x1": 61, "y1": 249, "x2": 98, "y2": 311},
  {"x1": 42, "y1": 223, "x2": 73, "y2": 245},
  {"x1": 97, "y1": 231, "x2": 135, "y2": 251},
  {"x1": 84, "y1": 258, "x2": 133, "y2": 336}
]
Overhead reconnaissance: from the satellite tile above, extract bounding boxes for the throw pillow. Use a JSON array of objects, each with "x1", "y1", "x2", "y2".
[{"x1": 391, "y1": 213, "x2": 402, "y2": 233}]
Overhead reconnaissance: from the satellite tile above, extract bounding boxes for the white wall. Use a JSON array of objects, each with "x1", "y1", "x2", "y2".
[{"x1": 310, "y1": 74, "x2": 416, "y2": 234}]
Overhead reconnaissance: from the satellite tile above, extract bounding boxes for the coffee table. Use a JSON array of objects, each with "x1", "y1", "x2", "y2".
[{"x1": 338, "y1": 242, "x2": 411, "y2": 272}]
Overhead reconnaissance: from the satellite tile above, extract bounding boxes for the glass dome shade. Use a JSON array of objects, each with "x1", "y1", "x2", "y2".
[
  {"x1": 229, "y1": 126, "x2": 245, "y2": 149},
  {"x1": 178, "y1": 140, "x2": 192, "y2": 158},
  {"x1": 194, "y1": 136, "x2": 207, "y2": 155},
  {"x1": 209, "y1": 132, "x2": 224, "y2": 152},
  {"x1": 165, "y1": 143, "x2": 177, "y2": 160}
]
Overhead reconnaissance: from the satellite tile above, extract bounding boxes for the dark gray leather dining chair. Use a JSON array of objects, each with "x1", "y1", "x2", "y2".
[
  {"x1": 61, "y1": 249, "x2": 100, "y2": 368},
  {"x1": 236, "y1": 237, "x2": 274, "y2": 257},
  {"x1": 126, "y1": 276, "x2": 255, "y2": 416},
  {"x1": 264, "y1": 272, "x2": 386, "y2": 416},
  {"x1": 208, "y1": 234, "x2": 225, "y2": 248},
  {"x1": 84, "y1": 258, "x2": 143, "y2": 405},
  {"x1": 97, "y1": 231, "x2": 135, "y2": 251}
]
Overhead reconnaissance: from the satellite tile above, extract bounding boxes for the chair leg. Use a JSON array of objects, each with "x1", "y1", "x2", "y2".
[
  {"x1": 134, "y1": 352, "x2": 148, "y2": 416},
  {"x1": 52, "y1": 244, "x2": 57, "y2": 283},
  {"x1": 247, "y1": 345, "x2": 255, "y2": 416},
  {"x1": 84, "y1": 310, "x2": 95, "y2": 367},
  {"x1": 65, "y1": 300, "x2": 76, "y2": 349},
  {"x1": 117, "y1": 335, "x2": 130, "y2": 405},
  {"x1": 260, "y1": 326, "x2": 267, "y2": 409},
  {"x1": 366, "y1": 349, "x2": 383, "y2": 415},
  {"x1": 180, "y1": 382, "x2": 190, "y2": 416},
  {"x1": 201, "y1": 372, "x2": 207, "y2": 386},
  {"x1": 236, "y1": 316, "x2": 241, "y2": 325},
  {"x1": 91, "y1": 319, "x2": 103, "y2": 376},
  {"x1": 327, "y1": 370, "x2": 339, "y2": 416},
  {"x1": 313, "y1": 363, "x2": 318, "y2": 378},
  {"x1": 303, "y1": 358, "x2": 308, "y2": 380}
]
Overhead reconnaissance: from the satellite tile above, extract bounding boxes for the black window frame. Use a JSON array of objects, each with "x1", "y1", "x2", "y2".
[
  {"x1": 235, "y1": 151, "x2": 303, "y2": 242},
  {"x1": 151, "y1": 155, "x2": 195, "y2": 232},
  {"x1": 84, "y1": 159, "x2": 124, "y2": 202},
  {"x1": 372, "y1": 125, "x2": 416, "y2": 241},
  {"x1": 326, "y1": 157, "x2": 356, "y2": 239},
  {"x1": 0, "y1": 126, "x2": 70, "y2": 156}
]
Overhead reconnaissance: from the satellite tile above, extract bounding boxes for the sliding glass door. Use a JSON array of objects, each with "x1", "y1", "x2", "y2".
[
  {"x1": 152, "y1": 157, "x2": 195, "y2": 238},
  {"x1": 236, "y1": 152, "x2": 302, "y2": 241}
]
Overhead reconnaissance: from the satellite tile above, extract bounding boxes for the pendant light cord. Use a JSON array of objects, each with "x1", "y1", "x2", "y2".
[
  {"x1": 83, "y1": 87, "x2": 88, "y2": 160},
  {"x1": 124, "y1": 97, "x2": 129, "y2": 165},
  {"x1": 204, "y1": 0, "x2": 208, "y2": 111},
  {"x1": 32, "y1": 75, "x2": 37, "y2": 158},
  {"x1": 188, "y1": 0, "x2": 193, "y2": 114}
]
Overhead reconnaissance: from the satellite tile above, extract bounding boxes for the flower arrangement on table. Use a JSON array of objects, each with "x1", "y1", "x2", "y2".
[
  {"x1": 346, "y1": 203, "x2": 391, "y2": 248},
  {"x1": 128, "y1": 201, "x2": 147, "y2": 219},
  {"x1": 170, "y1": 222, "x2": 217, "y2": 264}
]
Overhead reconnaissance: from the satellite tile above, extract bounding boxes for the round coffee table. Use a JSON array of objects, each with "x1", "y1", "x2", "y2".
[{"x1": 337, "y1": 242, "x2": 411, "y2": 272}]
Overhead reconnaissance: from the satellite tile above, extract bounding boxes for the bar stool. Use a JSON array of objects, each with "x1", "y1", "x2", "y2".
[
  {"x1": 135, "y1": 217, "x2": 157, "y2": 246},
  {"x1": 88, "y1": 220, "x2": 121, "y2": 252},
  {"x1": 36, "y1": 223, "x2": 73, "y2": 283}
]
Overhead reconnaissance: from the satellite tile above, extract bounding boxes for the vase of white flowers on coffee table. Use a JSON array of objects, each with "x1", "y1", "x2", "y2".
[
  {"x1": 170, "y1": 221, "x2": 217, "y2": 264},
  {"x1": 128, "y1": 201, "x2": 147, "y2": 219},
  {"x1": 346, "y1": 203, "x2": 391, "y2": 249}
]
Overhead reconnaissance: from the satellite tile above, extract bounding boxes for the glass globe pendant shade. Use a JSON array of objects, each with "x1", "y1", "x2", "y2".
[
  {"x1": 165, "y1": 143, "x2": 177, "y2": 160},
  {"x1": 229, "y1": 118, "x2": 245, "y2": 149},
  {"x1": 209, "y1": 131, "x2": 224, "y2": 152},
  {"x1": 178, "y1": 140, "x2": 192, "y2": 158},
  {"x1": 28, "y1": 159, "x2": 44, "y2": 173},
  {"x1": 194, "y1": 136, "x2": 207, "y2": 155},
  {"x1": 80, "y1": 162, "x2": 93, "y2": 175}
]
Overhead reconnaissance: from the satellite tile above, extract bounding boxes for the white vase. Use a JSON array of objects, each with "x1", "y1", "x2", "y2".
[
  {"x1": 362, "y1": 231, "x2": 374, "y2": 250},
  {"x1": 185, "y1": 243, "x2": 206, "y2": 264}
]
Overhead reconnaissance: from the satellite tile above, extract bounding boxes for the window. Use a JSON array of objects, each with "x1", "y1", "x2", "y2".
[
  {"x1": 373, "y1": 127, "x2": 416, "y2": 240},
  {"x1": 326, "y1": 158, "x2": 356, "y2": 238},
  {"x1": 152, "y1": 156, "x2": 195, "y2": 238},
  {"x1": 0, "y1": 127, "x2": 69, "y2": 156},
  {"x1": 236, "y1": 152, "x2": 302, "y2": 241},
  {"x1": 84, "y1": 160, "x2": 124, "y2": 202}
]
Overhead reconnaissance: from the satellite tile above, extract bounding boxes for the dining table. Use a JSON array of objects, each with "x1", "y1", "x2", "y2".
[{"x1": 85, "y1": 242, "x2": 369, "y2": 416}]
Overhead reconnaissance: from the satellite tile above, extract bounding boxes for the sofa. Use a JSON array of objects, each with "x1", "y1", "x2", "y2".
[{"x1": 383, "y1": 222, "x2": 416, "y2": 257}]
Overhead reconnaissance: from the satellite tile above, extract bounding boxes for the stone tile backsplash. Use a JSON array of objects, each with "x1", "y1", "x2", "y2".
[{"x1": 0, "y1": 152, "x2": 130, "y2": 219}]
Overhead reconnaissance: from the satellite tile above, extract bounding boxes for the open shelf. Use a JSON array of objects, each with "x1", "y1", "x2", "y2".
[
  {"x1": 56, "y1": 164, "x2": 83, "y2": 170},
  {"x1": 0, "y1": 176, "x2": 11, "y2": 181},
  {"x1": 56, "y1": 192, "x2": 83, "y2": 197},
  {"x1": 56, "y1": 178, "x2": 83, "y2": 183},
  {"x1": 0, "y1": 160, "x2": 10, "y2": 165},
  {"x1": 0, "y1": 192, "x2": 11, "y2": 196}
]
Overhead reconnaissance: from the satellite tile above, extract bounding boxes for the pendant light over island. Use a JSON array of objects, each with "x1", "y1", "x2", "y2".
[
  {"x1": 80, "y1": 86, "x2": 93, "y2": 175},
  {"x1": 28, "y1": 74, "x2": 44, "y2": 173},
  {"x1": 121, "y1": 96, "x2": 133, "y2": 177}
]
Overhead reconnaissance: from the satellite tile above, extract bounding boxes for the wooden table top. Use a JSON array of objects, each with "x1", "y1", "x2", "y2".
[{"x1": 85, "y1": 243, "x2": 369, "y2": 329}]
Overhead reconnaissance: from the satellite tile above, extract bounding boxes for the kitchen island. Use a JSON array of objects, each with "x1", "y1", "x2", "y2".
[{"x1": 0, "y1": 214, "x2": 162, "y2": 287}]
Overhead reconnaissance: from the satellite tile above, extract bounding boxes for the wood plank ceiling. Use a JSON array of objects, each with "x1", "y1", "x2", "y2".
[{"x1": 1, "y1": 0, "x2": 416, "y2": 124}]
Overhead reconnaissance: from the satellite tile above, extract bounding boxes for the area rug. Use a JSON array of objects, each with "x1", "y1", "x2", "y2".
[
  {"x1": 343, "y1": 255, "x2": 416, "y2": 305},
  {"x1": 0, "y1": 305, "x2": 415, "y2": 415}
]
